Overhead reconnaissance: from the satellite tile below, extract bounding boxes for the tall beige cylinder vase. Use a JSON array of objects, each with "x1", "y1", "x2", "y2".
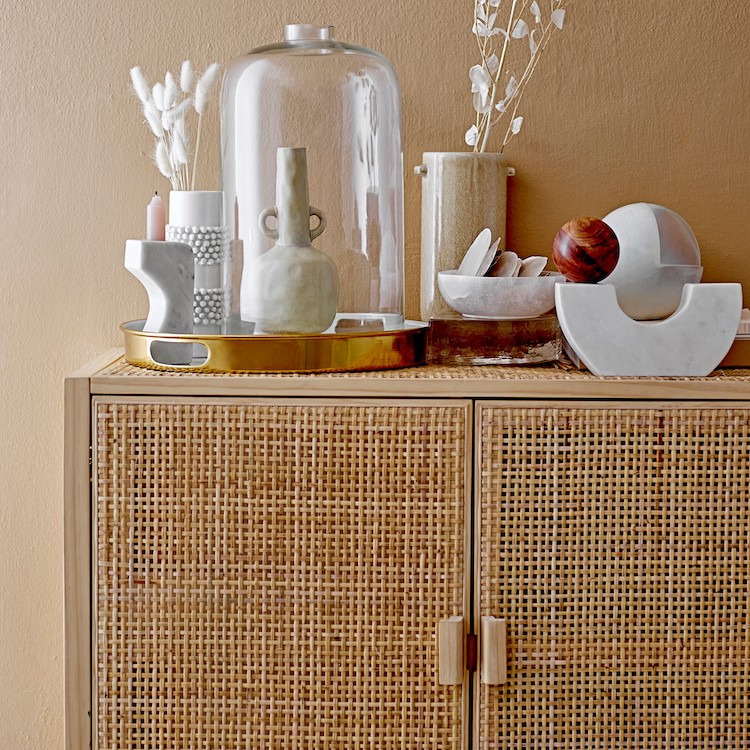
[{"x1": 416, "y1": 152, "x2": 514, "y2": 319}]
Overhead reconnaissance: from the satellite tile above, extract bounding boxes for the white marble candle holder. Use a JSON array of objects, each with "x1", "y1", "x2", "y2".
[
  {"x1": 124, "y1": 240, "x2": 194, "y2": 365},
  {"x1": 556, "y1": 283, "x2": 742, "y2": 377}
]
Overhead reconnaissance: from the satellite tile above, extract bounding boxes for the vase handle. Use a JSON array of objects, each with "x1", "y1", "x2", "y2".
[
  {"x1": 259, "y1": 207, "x2": 279, "y2": 240},
  {"x1": 309, "y1": 206, "x2": 327, "y2": 240}
]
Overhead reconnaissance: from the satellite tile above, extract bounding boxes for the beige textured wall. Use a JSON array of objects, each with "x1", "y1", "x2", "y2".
[{"x1": 1, "y1": 0, "x2": 748, "y2": 745}]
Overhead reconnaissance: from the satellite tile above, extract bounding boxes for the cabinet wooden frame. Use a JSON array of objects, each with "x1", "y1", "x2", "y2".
[{"x1": 64, "y1": 351, "x2": 123, "y2": 750}]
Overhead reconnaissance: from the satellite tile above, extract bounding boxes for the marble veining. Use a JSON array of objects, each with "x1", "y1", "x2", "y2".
[{"x1": 125, "y1": 240, "x2": 194, "y2": 365}]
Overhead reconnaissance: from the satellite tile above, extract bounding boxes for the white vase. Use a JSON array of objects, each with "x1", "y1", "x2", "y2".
[
  {"x1": 166, "y1": 190, "x2": 230, "y2": 332},
  {"x1": 416, "y1": 152, "x2": 514, "y2": 320},
  {"x1": 243, "y1": 148, "x2": 339, "y2": 333}
]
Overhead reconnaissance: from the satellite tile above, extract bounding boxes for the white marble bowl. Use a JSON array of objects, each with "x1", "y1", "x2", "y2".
[{"x1": 438, "y1": 270, "x2": 563, "y2": 319}]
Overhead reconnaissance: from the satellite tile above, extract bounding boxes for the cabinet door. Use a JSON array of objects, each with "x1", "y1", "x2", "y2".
[
  {"x1": 477, "y1": 403, "x2": 750, "y2": 748},
  {"x1": 94, "y1": 398, "x2": 469, "y2": 750}
]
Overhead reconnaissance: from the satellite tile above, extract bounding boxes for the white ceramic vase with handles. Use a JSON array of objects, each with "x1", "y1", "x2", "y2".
[
  {"x1": 415, "y1": 152, "x2": 515, "y2": 320},
  {"x1": 243, "y1": 147, "x2": 339, "y2": 333}
]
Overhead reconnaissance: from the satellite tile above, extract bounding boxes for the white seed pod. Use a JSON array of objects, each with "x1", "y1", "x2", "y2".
[{"x1": 551, "y1": 8, "x2": 566, "y2": 29}]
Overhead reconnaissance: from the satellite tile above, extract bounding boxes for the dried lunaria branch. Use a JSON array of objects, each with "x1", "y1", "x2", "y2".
[
  {"x1": 465, "y1": 0, "x2": 572, "y2": 153},
  {"x1": 129, "y1": 61, "x2": 221, "y2": 191}
]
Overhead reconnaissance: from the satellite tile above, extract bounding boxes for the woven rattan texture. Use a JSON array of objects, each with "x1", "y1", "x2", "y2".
[
  {"x1": 479, "y1": 406, "x2": 750, "y2": 748},
  {"x1": 95, "y1": 401, "x2": 466, "y2": 750},
  {"x1": 103, "y1": 358, "x2": 581, "y2": 379},
  {"x1": 100, "y1": 357, "x2": 750, "y2": 381}
]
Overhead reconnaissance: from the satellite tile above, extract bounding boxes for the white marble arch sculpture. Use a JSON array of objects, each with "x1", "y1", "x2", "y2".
[
  {"x1": 556, "y1": 283, "x2": 742, "y2": 377},
  {"x1": 125, "y1": 239, "x2": 194, "y2": 365}
]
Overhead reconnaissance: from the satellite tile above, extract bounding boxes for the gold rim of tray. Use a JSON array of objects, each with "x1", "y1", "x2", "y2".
[{"x1": 121, "y1": 320, "x2": 427, "y2": 373}]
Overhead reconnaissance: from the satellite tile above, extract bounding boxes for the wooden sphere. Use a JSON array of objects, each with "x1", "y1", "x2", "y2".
[{"x1": 552, "y1": 217, "x2": 620, "y2": 283}]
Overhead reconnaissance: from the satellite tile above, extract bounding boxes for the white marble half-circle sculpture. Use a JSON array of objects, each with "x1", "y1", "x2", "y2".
[{"x1": 556, "y1": 283, "x2": 741, "y2": 376}]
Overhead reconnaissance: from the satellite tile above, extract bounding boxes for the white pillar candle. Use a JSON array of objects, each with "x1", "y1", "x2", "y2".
[{"x1": 146, "y1": 193, "x2": 166, "y2": 241}]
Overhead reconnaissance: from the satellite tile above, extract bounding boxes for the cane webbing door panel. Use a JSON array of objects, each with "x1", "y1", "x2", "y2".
[
  {"x1": 94, "y1": 398, "x2": 469, "y2": 750},
  {"x1": 478, "y1": 403, "x2": 750, "y2": 748}
]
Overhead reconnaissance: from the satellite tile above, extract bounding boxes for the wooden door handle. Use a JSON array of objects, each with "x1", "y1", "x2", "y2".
[
  {"x1": 481, "y1": 616, "x2": 507, "y2": 685},
  {"x1": 438, "y1": 616, "x2": 464, "y2": 685}
]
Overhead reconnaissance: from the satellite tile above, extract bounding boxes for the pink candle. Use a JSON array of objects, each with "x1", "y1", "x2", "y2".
[{"x1": 146, "y1": 193, "x2": 166, "y2": 241}]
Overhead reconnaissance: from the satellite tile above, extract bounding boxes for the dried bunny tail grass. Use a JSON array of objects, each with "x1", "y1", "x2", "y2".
[
  {"x1": 180, "y1": 60, "x2": 193, "y2": 93},
  {"x1": 191, "y1": 63, "x2": 220, "y2": 189},
  {"x1": 151, "y1": 82, "x2": 165, "y2": 111},
  {"x1": 171, "y1": 129, "x2": 188, "y2": 166},
  {"x1": 143, "y1": 100, "x2": 163, "y2": 137},
  {"x1": 129, "y1": 60, "x2": 219, "y2": 189},
  {"x1": 161, "y1": 107, "x2": 175, "y2": 131},
  {"x1": 154, "y1": 140, "x2": 174, "y2": 182},
  {"x1": 163, "y1": 72, "x2": 177, "y2": 111},
  {"x1": 194, "y1": 62, "x2": 220, "y2": 114},
  {"x1": 129, "y1": 66, "x2": 150, "y2": 103},
  {"x1": 174, "y1": 96, "x2": 193, "y2": 117},
  {"x1": 174, "y1": 112, "x2": 187, "y2": 140}
]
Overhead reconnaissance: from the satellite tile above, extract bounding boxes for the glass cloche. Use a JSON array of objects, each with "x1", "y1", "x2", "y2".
[{"x1": 221, "y1": 24, "x2": 405, "y2": 333}]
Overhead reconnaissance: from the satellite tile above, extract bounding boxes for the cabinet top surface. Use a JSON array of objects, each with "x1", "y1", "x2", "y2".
[{"x1": 70, "y1": 351, "x2": 750, "y2": 400}]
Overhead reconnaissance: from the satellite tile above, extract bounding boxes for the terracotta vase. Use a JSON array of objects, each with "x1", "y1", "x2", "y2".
[{"x1": 416, "y1": 152, "x2": 514, "y2": 320}]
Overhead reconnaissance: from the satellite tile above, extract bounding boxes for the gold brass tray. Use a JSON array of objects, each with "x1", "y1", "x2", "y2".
[{"x1": 121, "y1": 319, "x2": 426, "y2": 373}]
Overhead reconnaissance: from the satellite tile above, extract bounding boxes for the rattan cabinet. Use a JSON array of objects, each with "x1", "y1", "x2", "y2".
[{"x1": 65, "y1": 353, "x2": 750, "y2": 750}]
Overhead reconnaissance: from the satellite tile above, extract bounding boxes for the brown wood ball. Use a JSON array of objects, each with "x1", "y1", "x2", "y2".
[{"x1": 552, "y1": 217, "x2": 620, "y2": 283}]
